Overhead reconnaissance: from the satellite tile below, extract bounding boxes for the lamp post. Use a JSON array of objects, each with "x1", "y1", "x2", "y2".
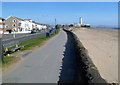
[
  {"x1": 13, "y1": 27, "x2": 16, "y2": 38},
  {"x1": 55, "y1": 18, "x2": 56, "y2": 26}
]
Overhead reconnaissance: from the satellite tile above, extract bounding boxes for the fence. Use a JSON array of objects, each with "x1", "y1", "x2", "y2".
[
  {"x1": 2, "y1": 33, "x2": 29, "y2": 40},
  {"x1": 3, "y1": 41, "x2": 19, "y2": 49},
  {"x1": 0, "y1": 38, "x2": 3, "y2": 61},
  {"x1": 2, "y1": 32, "x2": 46, "y2": 49}
]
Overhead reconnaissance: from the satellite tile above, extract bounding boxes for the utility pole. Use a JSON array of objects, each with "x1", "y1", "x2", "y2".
[
  {"x1": 55, "y1": 18, "x2": 56, "y2": 26},
  {"x1": 55, "y1": 18, "x2": 57, "y2": 33},
  {"x1": 13, "y1": 27, "x2": 16, "y2": 38},
  {"x1": 13, "y1": 30, "x2": 15, "y2": 38}
]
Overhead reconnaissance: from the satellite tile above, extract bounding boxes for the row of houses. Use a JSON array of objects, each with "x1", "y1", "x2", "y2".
[{"x1": 0, "y1": 16, "x2": 47, "y2": 34}]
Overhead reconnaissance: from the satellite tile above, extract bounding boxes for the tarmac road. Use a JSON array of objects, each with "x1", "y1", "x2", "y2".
[{"x1": 2, "y1": 29, "x2": 77, "y2": 83}]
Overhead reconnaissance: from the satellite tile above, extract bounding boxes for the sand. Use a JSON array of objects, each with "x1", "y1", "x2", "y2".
[{"x1": 72, "y1": 28, "x2": 118, "y2": 83}]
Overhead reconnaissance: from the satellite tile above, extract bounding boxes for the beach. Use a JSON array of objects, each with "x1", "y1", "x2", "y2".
[{"x1": 72, "y1": 28, "x2": 118, "y2": 83}]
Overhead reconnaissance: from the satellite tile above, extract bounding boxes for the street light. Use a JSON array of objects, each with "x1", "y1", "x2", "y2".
[
  {"x1": 55, "y1": 18, "x2": 56, "y2": 26},
  {"x1": 13, "y1": 27, "x2": 16, "y2": 38}
]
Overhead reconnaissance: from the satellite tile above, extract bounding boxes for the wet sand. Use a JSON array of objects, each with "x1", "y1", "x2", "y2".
[{"x1": 73, "y1": 28, "x2": 118, "y2": 83}]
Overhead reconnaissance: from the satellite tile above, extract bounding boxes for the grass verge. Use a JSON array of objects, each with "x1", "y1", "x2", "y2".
[
  {"x1": 2, "y1": 56, "x2": 20, "y2": 67},
  {"x1": 1, "y1": 56, "x2": 20, "y2": 73},
  {"x1": 19, "y1": 29, "x2": 60, "y2": 51},
  {"x1": 2, "y1": 29, "x2": 60, "y2": 69}
]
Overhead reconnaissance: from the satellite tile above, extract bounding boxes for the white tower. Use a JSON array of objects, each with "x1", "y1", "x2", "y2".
[{"x1": 80, "y1": 17, "x2": 82, "y2": 24}]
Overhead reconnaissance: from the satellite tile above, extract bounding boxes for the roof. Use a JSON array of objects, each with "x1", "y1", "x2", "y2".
[
  {"x1": 6, "y1": 16, "x2": 45, "y2": 25},
  {"x1": 32, "y1": 21, "x2": 41, "y2": 25},
  {"x1": 6, "y1": 16, "x2": 24, "y2": 21},
  {"x1": 24, "y1": 19, "x2": 32, "y2": 21},
  {"x1": 13, "y1": 16, "x2": 24, "y2": 21}
]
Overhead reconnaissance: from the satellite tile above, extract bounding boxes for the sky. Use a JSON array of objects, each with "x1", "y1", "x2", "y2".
[
  {"x1": 1, "y1": 2, "x2": 118, "y2": 27},
  {"x1": 1, "y1": 0, "x2": 119, "y2": 2}
]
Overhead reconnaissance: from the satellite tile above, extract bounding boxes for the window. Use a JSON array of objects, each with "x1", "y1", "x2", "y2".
[
  {"x1": 13, "y1": 19, "x2": 16, "y2": 22},
  {"x1": 5, "y1": 25, "x2": 8, "y2": 28},
  {"x1": 0, "y1": 25, "x2": 3, "y2": 28},
  {"x1": 25, "y1": 24, "x2": 27, "y2": 27},
  {"x1": 18, "y1": 23, "x2": 21, "y2": 26},
  {"x1": 26, "y1": 28, "x2": 28, "y2": 31},
  {"x1": 19, "y1": 28, "x2": 22, "y2": 31},
  {"x1": 13, "y1": 24, "x2": 16, "y2": 27}
]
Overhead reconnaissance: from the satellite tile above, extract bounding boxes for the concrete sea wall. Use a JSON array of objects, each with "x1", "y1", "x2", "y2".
[{"x1": 64, "y1": 29, "x2": 108, "y2": 84}]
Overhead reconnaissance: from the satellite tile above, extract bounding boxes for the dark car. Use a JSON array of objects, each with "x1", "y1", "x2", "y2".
[
  {"x1": 31, "y1": 30, "x2": 37, "y2": 34},
  {"x1": 6, "y1": 29, "x2": 12, "y2": 33}
]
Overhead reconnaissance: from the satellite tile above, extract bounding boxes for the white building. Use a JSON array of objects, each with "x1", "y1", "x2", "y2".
[
  {"x1": 36, "y1": 24, "x2": 43, "y2": 30},
  {"x1": 5, "y1": 16, "x2": 47, "y2": 34},
  {"x1": 74, "y1": 23, "x2": 81, "y2": 27},
  {"x1": 19, "y1": 20, "x2": 33, "y2": 33},
  {"x1": 33, "y1": 22, "x2": 41, "y2": 30},
  {"x1": 0, "y1": 18, "x2": 5, "y2": 34},
  {"x1": 42, "y1": 25, "x2": 47, "y2": 29},
  {"x1": 73, "y1": 17, "x2": 90, "y2": 27}
]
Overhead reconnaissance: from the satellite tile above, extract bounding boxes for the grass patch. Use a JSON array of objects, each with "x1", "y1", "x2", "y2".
[
  {"x1": 19, "y1": 30, "x2": 60, "y2": 51},
  {"x1": 19, "y1": 35, "x2": 47, "y2": 50},
  {"x1": 2, "y1": 29, "x2": 60, "y2": 66},
  {"x1": 2, "y1": 56, "x2": 20, "y2": 67},
  {"x1": 90, "y1": 67, "x2": 98, "y2": 72},
  {"x1": 3, "y1": 29, "x2": 60, "y2": 52},
  {"x1": 1, "y1": 29, "x2": 60, "y2": 73}
]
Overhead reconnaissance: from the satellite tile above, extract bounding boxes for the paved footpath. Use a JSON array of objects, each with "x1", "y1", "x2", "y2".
[{"x1": 3, "y1": 29, "x2": 77, "y2": 83}]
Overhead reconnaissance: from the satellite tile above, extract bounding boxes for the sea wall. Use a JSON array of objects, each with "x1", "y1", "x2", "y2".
[{"x1": 64, "y1": 29, "x2": 108, "y2": 84}]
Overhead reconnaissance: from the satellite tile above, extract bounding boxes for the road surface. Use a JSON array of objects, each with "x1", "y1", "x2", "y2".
[{"x1": 3, "y1": 29, "x2": 77, "y2": 83}]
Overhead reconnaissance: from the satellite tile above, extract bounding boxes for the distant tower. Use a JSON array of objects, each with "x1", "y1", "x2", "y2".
[{"x1": 79, "y1": 17, "x2": 83, "y2": 24}]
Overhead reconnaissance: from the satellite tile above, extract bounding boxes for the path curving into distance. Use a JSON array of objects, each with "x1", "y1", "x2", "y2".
[{"x1": 3, "y1": 29, "x2": 77, "y2": 84}]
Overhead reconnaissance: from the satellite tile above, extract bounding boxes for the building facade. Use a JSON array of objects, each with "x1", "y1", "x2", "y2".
[
  {"x1": 0, "y1": 18, "x2": 5, "y2": 34},
  {"x1": 5, "y1": 16, "x2": 46, "y2": 33},
  {"x1": 20, "y1": 19, "x2": 33, "y2": 33},
  {"x1": 5, "y1": 16, "x2": 24, "y2": 32}
]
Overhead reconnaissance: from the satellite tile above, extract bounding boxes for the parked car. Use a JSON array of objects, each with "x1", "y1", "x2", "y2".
[
  {"x1": 31, "y1": 30, "x2": 37, "y2": 34},
  {"x1": 6, "y1": 29, "x2": 12, "y2": 33}
]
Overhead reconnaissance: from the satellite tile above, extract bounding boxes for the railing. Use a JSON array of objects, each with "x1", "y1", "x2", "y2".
[
  {"x1": 3, "y1": 41, "x2": 19, "y2": 49},
  {"x1": 2, "y1": 32, "x2": 46, "y2": 50}
]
